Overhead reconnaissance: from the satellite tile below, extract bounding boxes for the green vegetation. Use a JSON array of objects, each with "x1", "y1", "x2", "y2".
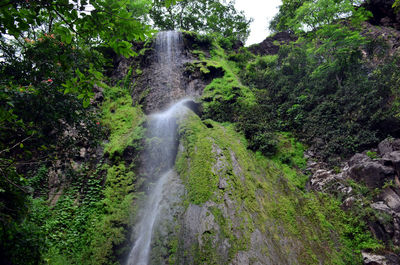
[
  {"x1": 102, "y1": 86, "x2": 145, "y2": 157},
  {"x1": 240, "y1": 36, "x2": 400, "y2": 163},
  {"x1": 151, "y1": 0, "x2": 251, "y2": 42},
  {"x1": 176, "y1": 112, "x2": 381, "y2": 264},
  {"x1": 0, "y1": 84, "x2": 144, "y2": 264},
  {"x1": 188, "y1": 40, "x2": 256, "y2": 123},
  {"x1": 2, "y1": 0, "x2": 400, "y2": 263},
  {"x1": 270, "y1": 132, "x2": 308, "y2": 190}
]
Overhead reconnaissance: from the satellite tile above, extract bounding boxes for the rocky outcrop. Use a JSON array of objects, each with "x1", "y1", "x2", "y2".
[
  {"x1": 308, "y1": 138, "x2": 400, "y2": 264},
  {"x1": 348, "y1": 156, "x2": 395, "y2": 188},
  {"x1": 248, "y1": 32, "x2": 298, "y2": 56}
]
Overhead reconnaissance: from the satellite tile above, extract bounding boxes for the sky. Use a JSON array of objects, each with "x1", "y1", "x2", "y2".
[{"x1": 234, "y1": 0, "x2": 282, "y2": 46}]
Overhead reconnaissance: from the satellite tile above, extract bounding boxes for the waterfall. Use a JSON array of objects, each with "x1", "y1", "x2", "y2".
[
  {"x1": 126, "y1": 31, "x2": 189, "y2": 265},
  {"x1": 154, "y1": 30, "x2": 184, "y2": 92},
  {"x1": 126, "y1": 100, "x2": 190, "y2": 265},
  {"x1": 155, "y1": 31, "x2": 183, "y2": 67}
]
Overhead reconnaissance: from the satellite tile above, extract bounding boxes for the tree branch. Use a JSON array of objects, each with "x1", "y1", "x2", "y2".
[{"x1": 0, "y1": 135, "x2": 32, "y2": 155}]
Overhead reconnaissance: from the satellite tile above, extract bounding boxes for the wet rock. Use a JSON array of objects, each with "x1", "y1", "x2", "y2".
[{"x1": 130, "y1": 31, "x2": 208, "y2": 113}]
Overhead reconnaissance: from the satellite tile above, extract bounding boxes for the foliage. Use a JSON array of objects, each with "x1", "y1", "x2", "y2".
[
  {"x1": 0, "y1": 0, "x2": 152, "y2": 54},
  {"x1": 366, "y1": 150, "x2": 378, "y2": 159},
  {"x1": 0, "y1": 0, "x2": 156, "y2": 261},
  {"x1": 269, "y1": 0, "x2": 304, "y2": 32},
  {"x1": 150, "y1": 0, "x2": 252, "y2": 42},
  {"x1": 270, "y1": 0, "x2": 369, "y2": 33},
  {"x1": 270, "y1": 132, "x2": 308, "y2": 190},
  {"x1": 1, "y1": 84, "x2": 143, "y2": 264},
  {"x1": 239, "y1": 31, "x2": 400, "y2": 163},
  {"x1": 0, "y1": 33, "x2": 104, "y2": 260}
]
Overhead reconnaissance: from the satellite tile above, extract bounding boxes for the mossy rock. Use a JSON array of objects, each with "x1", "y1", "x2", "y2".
[{"x1": 171, "y1": 112, "x2": 379, "y2": 265}]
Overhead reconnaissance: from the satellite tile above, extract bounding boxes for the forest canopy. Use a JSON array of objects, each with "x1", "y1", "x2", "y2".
[{"x1": 150, "y1": 0, "x2": 252, "y2": 42}]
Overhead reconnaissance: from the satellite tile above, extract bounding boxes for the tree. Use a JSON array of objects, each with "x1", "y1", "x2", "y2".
[
  {"x1": 269, "y1": 0, "x2": 304, "y2": 32},
  {"x1": 150, "y1": 0, "x2": 252, "y2": 42},
  {"x1": 0, "y1": 1, "x2": 155, "y2": 263},
  {"x1": 270, "y1": 0, "x2": 369, "y2": 33}
]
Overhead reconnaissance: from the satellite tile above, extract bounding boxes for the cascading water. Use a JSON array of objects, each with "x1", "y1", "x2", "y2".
[
  {"x1": 154, "y1": 30, "x2": 184, "y2": 95},
  {"x1": 126, "y1": 31, "x2": 189, "y2": 265},
  {"x1": 126, "y1": 100, "x2": 190, "y2": 265}
]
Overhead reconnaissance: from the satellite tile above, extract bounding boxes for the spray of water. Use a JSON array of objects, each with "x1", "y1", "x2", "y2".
[{"x1": 126, "y1": 99, "x2": 191, "y2": 265}]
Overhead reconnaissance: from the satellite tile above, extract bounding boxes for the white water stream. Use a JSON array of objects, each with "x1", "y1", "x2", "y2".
[{"x1": 126, "y1": 31, "x2": 189, "y2": 265}]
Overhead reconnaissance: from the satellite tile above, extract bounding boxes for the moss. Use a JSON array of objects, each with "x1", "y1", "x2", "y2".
[
  {"x1": 175, "y1": 114, "x2": 217, "y2": 205},
  {"x1": 101, "y1": 85, "x2": 145, "y2": 157},
  {"x1": 196, "y1": 42, "x2": 256, "y2": 122},
  {"x1": 177, "y1": 113, "x2": 381, "y2": 264},
  {"x1": 270, "y1": 132, "x2": 308, "y2": 190}
]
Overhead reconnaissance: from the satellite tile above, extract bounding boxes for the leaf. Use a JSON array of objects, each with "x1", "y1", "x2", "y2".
[
  {"x1": 83, "y1": 97, "x2": 90, "y2": 108},
  {"x1": 19, "y1": 143, "x2": 23, "y2": 148}
]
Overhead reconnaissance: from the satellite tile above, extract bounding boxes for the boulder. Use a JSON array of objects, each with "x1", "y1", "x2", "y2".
[
  {"x1": 380, "y1": 188, "x2": 400, "y2": 212},
  {"x1": 371, "y1": 201, "x2": 393, "y2": 214},
  {"x1": 348, "y1": 160, "x2": 394, "y2": 189},
  {"x1": 383, "y1": 151, "x2": 400, "y2": 174},
  {"x1": 362, "y1": 251, "x2": 388, "y2": 265},
  {"x1": 378, "y1": 138, "x2": 400, "y2": 156},
  {"x1": 348, "y1": 153, "x2": 372, "y2": 167}
]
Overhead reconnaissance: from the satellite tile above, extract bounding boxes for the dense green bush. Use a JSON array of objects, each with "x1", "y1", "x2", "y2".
[{"x1": 239, "y1": 37, "x2": 400, "y2": 163}]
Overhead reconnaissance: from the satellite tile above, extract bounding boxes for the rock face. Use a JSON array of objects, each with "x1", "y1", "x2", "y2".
[
  {"x1": 164, "y1": 113, "x2": 364, "y2": 265},
  {"x1": 248, "y1": 32, "x2": 298, "y2": 56},
  {"x1": 114, "y1": 31, "x2": 215, "y2": 114},
  {"x1": 308, "y1": 138, "x2": 400, "y2": 264}
]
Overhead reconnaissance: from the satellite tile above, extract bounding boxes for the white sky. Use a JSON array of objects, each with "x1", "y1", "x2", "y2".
[{"x1": 234, "y1": 0, "x2": 282, "y2": 46}]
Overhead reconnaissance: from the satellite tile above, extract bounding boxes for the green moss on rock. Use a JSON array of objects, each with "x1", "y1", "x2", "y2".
[
  {"x1": 101, "y1": 85, "x2": 145, "y2": 157},
  {"x1": 175, "y1": 112, "x2": 380, "y2": 264},
  {"x1": 195, "y1": 43, "x2": 255, "y2": 122}
]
